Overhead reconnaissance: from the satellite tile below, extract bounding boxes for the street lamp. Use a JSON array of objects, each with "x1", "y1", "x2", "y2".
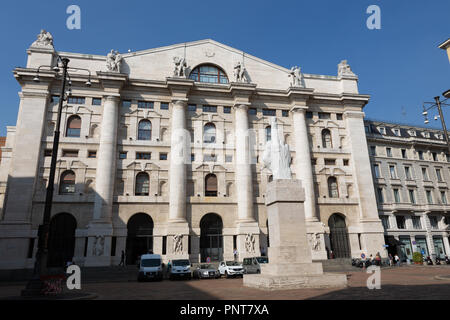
[
  {"x1": 22, "y1": 56, "x2": 92, "y2": 296},
  {"x1": 422, "y1": 94, "x2": 450, "y2": 155}
]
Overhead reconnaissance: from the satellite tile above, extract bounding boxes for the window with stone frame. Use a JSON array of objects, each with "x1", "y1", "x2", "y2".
[
  {"x1": 411, "y1": 216, "x2": 422, "y2": 230},
  {"x1": 381, "y1": 216, "x2": 390, "y2": 229},
  {"x1": 203, "y1": 123, "x2": 216, "y2": 143},
  {"x1": 135, "y1": 172, "x2": 149, "y2": 196},
  {"x1": 327, "y1": 176, "x2": 339, "y2": 198},
  {"x1": 429, "y1": 216, "x2": 439, "y2": 230},
  {"x1": 396, "y1": 216, "x2": 406, "y2": 229},
  {"x1": 321, "y1": 129, "x2": 332, "y2": 148},
  {"x1": 59, "y1": 170, "x2": 76, "y2": 194},
  {"x1": 66, "y1": 115, "x2": 81, "y2": 137},
  {"x1": 205, "y1": 174, "x2": 218, "y2": 197},
  {"x1": 138, "y1": 120, "x2": 152, "y2": 141}
]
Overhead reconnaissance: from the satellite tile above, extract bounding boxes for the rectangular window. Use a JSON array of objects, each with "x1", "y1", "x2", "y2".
[
  {"x1": 401, "y1": 149, "x2": 407, "y2": 159},
  {"x1": 381, "y1": 216, "x2": 390, "y2": 230},
  {"x1": 203, "y1": 105, "x2": 217, "y2": 113},
  {"x1": 62, "y1": 150, "x2": 78, "y2": 157},
  {"x1": 409, "y1": 189, "x2": 416, "y2": 204},
  {"x1": 262, "y1": 108, "x2": 276, "y2": 116},
  {"x1": 374, "y1": 164, "x2": 380, "y2": 178},
  {"x1": 432, "y1": 152, "x2": 438, "y2": 161},
  {"x1": 393, "y1": 189, "x2": 400, "y2": 203},
  {"x1": 162, "y1": 236, "x2": 167, "y2": 255},
  {"x1": 305, "y1": 111, "x2": 313, "y2": 119},
  {"x1": 282, "y1": 110, "x2": 289, "y2": 117},
  {"x1": 343, "y1": 159, "x2": 349, "y2": 166},
  {"x1": 203, "y1": 154, "x2": 217, "y2": 162},
  {"x1": 393, "y1": 129, "x2": 401, "y2": 136},
  {"x1": 110, "y1": 237, "x2": 116, "y2": 257},
  {"x1": 318, "y1": 112, "x2": 331, "y2": 119},
  {"x1": 336, "y1": 113, "x2": 343, "y2": 120},
  {"x1": 88, "y1": 151, "x2": 97, "y2": 158},
  {"x1": 67, "y1": 96, "x2": 85, "y2": 104},
  {"x1": 389, "y1": 165, "x2": 397, "y2": 179},
  {"x1": 223, "y1": 106, "x2": 231, "y2": 114},
  {"x1": 248, "y1": 108, "x2": 257, "y2": 115},
  {"x1": 370, "y1": 146, "x2": 376, "y2": 156},
  {"x1": 441, "y1": 191, "x2": 447, "y2": 204},
  {"x1": 138, "y1": 101, "x2": 154, "y2": 109},
  {"x1": 422, "y1": 167, "x2": 429, "y2": 180},
  {"x1": 405, "y1": 166, "x2": 412, "y2": 180},
  {"x1": 122, "y1": 100, "x2": 131, "y2": 108},
  {"x1": 396, "y1": 216, "x2": 406, "y2": 229},
  {"x1": 225, "y1": 155, "x2": 233, "y2": 163},
  {"x1": 418, "y1": 150, "x2": 424, "y2": 160},
  {"x1": 377, "y1": 188, "x2": 384, "y2": 203},
  {"x1": 188, "y1": 104, "x2": 197, "y2": 112},
  {"x1": 191, "y1": 154, "x2": 195, "y2": 162},
  {"x1": 44, "y1": 149, "x2": 52, "y2": 157},
  {"x1": 159, "y1": 153, "x2": 168, "y2": 160},
  {"x1": 119, "y1": 152, "x2": 127, "y2": 159},
  {"x1": 160, "y1": 102, "x2": 169, "y2": 110},
  {"x1": 386, "y1": 148, "x2": 392, "y2": 157},
  {"x1": 311, "y1": 158, "x2": 317, "y2": 165},
  {"x1": 429, "y1": 216, "x2": 439, "y2": 230},
  {"x1": 412, "y1": 216, "x2": 422, "y2": 230},
  {"x1": 51, "y1": 95, "x2": 60, "y2": 104},
  {"x1": 426, "y1": 190, "x2": 433, "y2": 204},
  {"x1": 436, "y1": 169, "x2": 443, "y2": 182},
  {"x1": 325, "y1": 159, "x2": 336, "y2": 166},
  {"x1": 92, "y1": 98, "x2": 102, "y2": 106},
  {"x1": 136, "y1": 152, "x2": 151, "y2": 160}
]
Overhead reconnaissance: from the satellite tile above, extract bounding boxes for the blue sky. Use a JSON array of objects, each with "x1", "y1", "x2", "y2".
[{"x1": 0, "y1": 0, "x2": 449, "y2": 136}]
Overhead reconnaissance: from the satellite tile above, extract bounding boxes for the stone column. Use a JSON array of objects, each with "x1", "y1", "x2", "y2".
[
  {"x1": 291, "y1": 106, "x2": 317, "y2": 221},
  {"x1": 169, "y1": 100, "x2": 188, "y2": 222},
  {"x1": 234, "y1": 104, "x2": 254, "y2": 222},
  {"x1": 93, "y1": 95, "x2": 120, "y2": 221}
]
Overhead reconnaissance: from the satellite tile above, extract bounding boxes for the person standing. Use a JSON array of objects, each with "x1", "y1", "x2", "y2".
[
  {"x1": 394, "y1": 254, "x2": 400, "y2": 266},
  {"x1": 119, "y1": 250, "x2": 125, "y2": 267},
  {"x1": 388, "y1": 253, "x2": 393, "y2": 266},
  {"x1": 233, "y1": 248, "x2": 239, "y2": 261}
]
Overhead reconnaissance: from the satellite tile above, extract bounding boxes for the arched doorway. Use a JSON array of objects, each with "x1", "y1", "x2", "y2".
[
  {"x1": 200, "y1": 213, "x2": 223, "y2": 262},
  {"x1": 328, "y1": 213, "x2": 351, "y2": 258},
  {"x1": 126, "y1": 213, "x2": 154, "y2": 265},
  {"x1": 47, "y1": 213, "x2": 77, "y2": 267}
]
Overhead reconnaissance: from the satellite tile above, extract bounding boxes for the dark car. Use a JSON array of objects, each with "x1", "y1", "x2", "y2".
[{"x1": 192, "y1": 264, "x2": 220, "y2": 279}]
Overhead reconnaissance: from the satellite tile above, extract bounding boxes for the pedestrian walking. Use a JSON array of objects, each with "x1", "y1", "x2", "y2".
[
  {"x1": 394, "y1": 254, "x2": 400, "y2": 266},
  {"x1": 388, "y1": 253, "x2": 393, "y2": 266},
  {"x1": 119, "y1": 250, "x2": 125, "y2": 267},
  {"x1": 233, "y1": 248, "x2": 239, "y2": 261}
]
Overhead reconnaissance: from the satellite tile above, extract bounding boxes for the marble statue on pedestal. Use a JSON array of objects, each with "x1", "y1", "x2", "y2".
[
  {"x1": 106, "y1": 50, "x2": 123, "y2": 73},
  {"x1": 233, "y1": 61, "x2": 248, "y2": 83},
  {"x1": 262, "y1": 117, "x2": 292, "y2": 180},
  {"x1": 31, "y1": 29, "x2": 54, "y2": 48},
  {"x1": 289, "y1": 66, "x2": 302, "y2": 87},
  {"x1": 337, "y1": 60, "x2": 355, "y2": 77},
  {"x1": 173, "y1": 56, "x2": 187, "y2": 78}
]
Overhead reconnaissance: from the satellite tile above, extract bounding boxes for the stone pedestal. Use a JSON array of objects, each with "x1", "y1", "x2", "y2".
[
  {"x1": 165, "y1": 222, "x2": 190, "y2": 262},
  {"x1": 244, "y1": 179, "x2": 347, "y2": 290}
]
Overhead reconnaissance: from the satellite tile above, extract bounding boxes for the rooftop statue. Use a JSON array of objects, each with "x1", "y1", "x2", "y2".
[
  {"x1": 337, "y1": 60, "x2": 356, "y2": 77},
  {"x1": 106, "y1": 50, "x2": 123, "y2": 73},
  {"x1": 234, "y1": 61, "x2": 249, "y2": 83},
  {"x1": 31, "y1": 29, "x2": 54, "y2": 48},
  {"x1": 173, "y1": 56, "x2": 188, "y2": 78},
  {"x1": 262, "y1": 117, "x2": 292, "y2": 180},
  {"x1": 289, "y1": 66, "x2": 302, "y2": 87}
]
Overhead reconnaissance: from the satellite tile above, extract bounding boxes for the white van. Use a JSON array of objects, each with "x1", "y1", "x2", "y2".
[{"x1": 137, "y1": 254, "x2": 163, "y2": 281}]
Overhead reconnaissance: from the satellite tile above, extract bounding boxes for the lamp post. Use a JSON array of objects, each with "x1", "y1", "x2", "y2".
[
  {"x1": 22, "y1": 56, "x2": 91, "y2": 296},
  {"x1": 422, "y1": 94, "x2": 450, "y2": 156}
]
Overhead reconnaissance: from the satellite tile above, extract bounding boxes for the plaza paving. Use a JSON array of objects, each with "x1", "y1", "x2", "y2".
[{"x1": 0, "y1": 265, "x2": 449, "y2": 300}]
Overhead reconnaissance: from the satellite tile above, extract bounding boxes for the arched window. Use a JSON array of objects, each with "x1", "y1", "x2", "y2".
[
  {"x1": 205, "y1": 173, "x2": 218, "y2": 197},
  {"x1": 60, "y1": 170, "x2": 76, "y2": 194},
  {"x1": 138, "y1": 120, "x2": 152, "y2": 141},
  {"x1": 189, "y1": 65, "x2": 229, "y2": 84},
  {"x1": 135, "y1": 172, "x2": 149, "y2": 196},
  {"x1": 265, "y1": 126, "x2": 271, "y2": 142},
  {"x1": 322, "y1": 129, "x2": 332, "y2": 148},
  {"x1": 203, "y1": 123, "x2": 216, "y2": 143},
  {"x1": 66, "y1": 115, "x2": 81, "y2": 137},
  {"x1": 328, "y1": 176, "x2": 339, "y2": 198}
]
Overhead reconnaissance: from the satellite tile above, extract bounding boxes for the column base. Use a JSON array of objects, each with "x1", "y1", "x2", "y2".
[
  {"x1": 84, "y1": 222, "x2": 113, "y2": 267},
  {"x1": 165, "y1": 221, "x2": 190, "y2": 261}
]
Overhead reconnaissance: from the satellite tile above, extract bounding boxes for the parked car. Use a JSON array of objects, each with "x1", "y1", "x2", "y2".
[
  {"x1": 137, "y1": 254, "x2": 164, "y2": 282},
  {"x1": 218, "y1": 261, "x2": 244, "y2": 278},
  {"x1": 192, "y1": 264, "x2": 221, "y2": 279},
  {"x1": 243, "y1": 256, "x2": 268, "y2": 274},
  {"x1": 168, "y1": 259, "x2": 192, "y2": 280}
]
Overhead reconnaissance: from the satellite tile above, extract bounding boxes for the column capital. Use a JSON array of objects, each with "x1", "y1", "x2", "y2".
[
  {"x1": 290, "y1": 106, "x2": 308, "y2": 113},
  {"x1": 97, "y1": 71, "x2": 128, "y2": 95},
  {"x1": 344, "y1": 110, "x2": 365, "y2": 119},
  {"x1": 104, "y1": 95, "x2": 121, "y2": 102},
  {"x1": 233, "y1": 103, "x2": 250, "y2": 111},
  {"x1": 167, "y1": 78, "x2": 194, "y2": 101},
  {"x1": 171, "y1": 99, "x2": 188, "y2": 107}
]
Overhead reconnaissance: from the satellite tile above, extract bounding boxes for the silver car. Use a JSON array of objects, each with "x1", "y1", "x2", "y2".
[
  {"x1": 243, "y1": 256, "x2": 268, "y2": 274},
  {"x1": 192, "y1": 264, "x2": 220, "y2": 279}
]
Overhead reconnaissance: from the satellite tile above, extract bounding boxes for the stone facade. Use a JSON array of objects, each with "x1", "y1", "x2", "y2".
[
  {"x1": 0, "y1": 35, "x2": 386, "y2": 270},
  {"x1": 365, "y1": 120, "x2": 450, "y2": 261}
]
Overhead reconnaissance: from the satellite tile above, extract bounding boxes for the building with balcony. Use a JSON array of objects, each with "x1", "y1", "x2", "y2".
[{"x1": 365, "y1": 120, "x2": 450, "y2": 261}]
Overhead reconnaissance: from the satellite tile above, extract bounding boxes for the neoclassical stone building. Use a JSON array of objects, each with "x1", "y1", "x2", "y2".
[
  {"x1": 0, "y1": 32, "x2": 386, "y2": 269},
  {"x1": 366, "y1": 120, "x2": 450, "y2": 261}
]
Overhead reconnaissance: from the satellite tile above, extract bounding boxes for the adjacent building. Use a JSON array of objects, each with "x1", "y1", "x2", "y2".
[
  {"x1": 0, "y1": 137, "x2": 5, "y2": 163},
  {"x1": 365, "y1": 120, "x2": 450, "y2": 261}
]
